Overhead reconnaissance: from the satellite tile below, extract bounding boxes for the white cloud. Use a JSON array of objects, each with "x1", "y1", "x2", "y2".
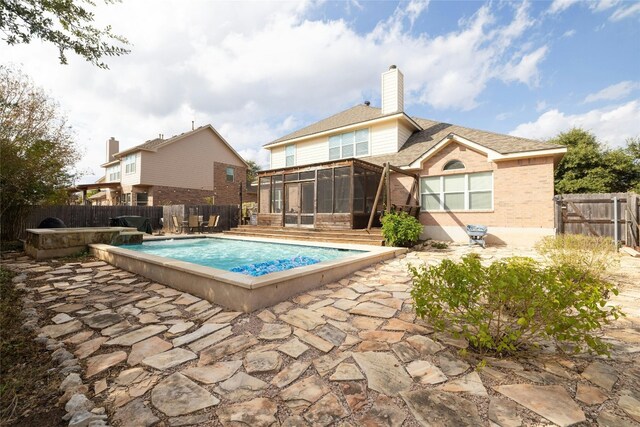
[
  {"x1": 590, "y1": 0, "x2": 619, "y2": 12},
  {"x1": 510, "y1": 100, "x2": 640, "y2": 147},
  {"x1": 609, "y1": 2, "x2": 640, "y2": 21},
  {"x1": 1, "y1": 1, "x2": 550, "y2": 182},
  {"x1": 584, "y1": 81, "x2": 640, "y2": 103},
  {"x1": 547, "y1": 0, "x2": 580, "y2": 14},
  {"x1": 562, "y1": 29, "x2": 576, "y2": 37},
  {"x1": 501, "y1": 46, "x2": 548, "y2": 86}
]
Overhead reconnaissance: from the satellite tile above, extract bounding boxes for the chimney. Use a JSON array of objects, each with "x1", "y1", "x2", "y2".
[
  {"x1": 381, "y1": 65, "x2": 404, "y2": 115},
  {"x1": 106, "y1": 137, "x2": 119, "y2": 162}
]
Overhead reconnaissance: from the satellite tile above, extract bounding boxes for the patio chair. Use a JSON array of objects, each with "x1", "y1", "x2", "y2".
[
  {"x1": 187, "y1": 215, "x2": 201, "y2": 233},
  {"x1": 201, "y1": 214, "x2": 220, "y2": 233},
  {"x1": 171, "y1": 215, "x2": 184, "y2": 234}
]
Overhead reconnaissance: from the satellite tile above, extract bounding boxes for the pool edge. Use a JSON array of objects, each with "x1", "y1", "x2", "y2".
[{"x1": 89, "y1": 239, "x2": 405, "y2": 312}]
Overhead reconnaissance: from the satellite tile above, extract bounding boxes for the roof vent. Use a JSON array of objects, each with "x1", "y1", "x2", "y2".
[
  {"x1": 389, "y1": 64, "x2": 397, "y2": 70},
  {"x1": 364, "y1": 101, "x2": 370, "y2": 106}
]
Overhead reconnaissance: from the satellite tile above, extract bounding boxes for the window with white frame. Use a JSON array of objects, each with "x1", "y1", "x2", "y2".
[
  {"x1": 329, "y1": 128, "x2": 369, "y2": 160},
  {"x1": 285, "y1": 145, "x2": 295, "y2": 167},
  {"x1": 421, "y1": 171, "x2": 493, "y2": 211},
  {"x1": 107, "y1": 165, "x2": 121, "y2": 181},
  {"x1": 124, "y1": 154, "x2": 137, "y2": 174}
]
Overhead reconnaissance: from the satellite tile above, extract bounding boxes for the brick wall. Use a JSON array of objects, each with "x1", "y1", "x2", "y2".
[
  {"x1": 213, "y1": 162, "x2": 248, "y2": 205},
  {"x1": 413, "y1": 141, "x2": 557, "y2": 245},
  {"x1": 151, "y1": 185, "x2": 216, "y2": 206}
]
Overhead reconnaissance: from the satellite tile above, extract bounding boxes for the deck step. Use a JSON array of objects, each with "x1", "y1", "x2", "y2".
[{"x1": 225, "y1": 227, "x2": 385, "y2": 246}]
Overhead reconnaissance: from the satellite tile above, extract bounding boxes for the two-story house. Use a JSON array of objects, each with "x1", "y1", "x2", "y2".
[
  {"x1": 257, "y1": 66, "x2": 567, "y2": 246},
  {"x1": 80, "y1": 125, "x2": 250, "y2": 206}
]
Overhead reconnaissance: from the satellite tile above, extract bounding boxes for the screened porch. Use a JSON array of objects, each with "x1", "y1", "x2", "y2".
[{"x1": 256, "y1": 159, "x2": 419, "y2": 229}]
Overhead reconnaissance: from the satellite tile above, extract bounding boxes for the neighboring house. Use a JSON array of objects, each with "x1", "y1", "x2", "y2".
[
  {"x1": 257, "y1": 66, "x2": 567, "y2": 246},
  {"x1": 78, "y1": 125, "x2": 252, "y2": 206}
]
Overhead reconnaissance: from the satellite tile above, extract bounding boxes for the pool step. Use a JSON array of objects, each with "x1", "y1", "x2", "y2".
[{"x1": 224, "y1": 226, "x2": 385, "y2": 246}]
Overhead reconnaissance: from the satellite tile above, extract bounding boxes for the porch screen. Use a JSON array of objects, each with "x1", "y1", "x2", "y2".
[
  {"x1": 271, "y1": 175, "x2": 283, "y2": 213},
  {"x1": 259, "y1": 177, "x2": 270, "y2": 213},
  {"x1": 317, "y1": 169, "x2": 333, "y2": 213},
  {"x1": 366, "y1": 170, "x2": 381, "y2": 213},
  {"x1": 353, "y1": 167, "x2": 366, "y2": 213},
  {"x1": 334, "y1": 167, "x2": 351, "y2": 213}
]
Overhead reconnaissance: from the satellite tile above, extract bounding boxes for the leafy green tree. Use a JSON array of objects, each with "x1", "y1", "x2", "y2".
[
  {"x1": 552, "y1": 128, "x2": 640, "y2": 194},
  {"x1": 1, "y1": 0, "x2": 130, "y2": 69},
  {"x1": 0, "y1": 66, "x2": 81, "y2": 224},
  {"x1": 245, "y1": 160, "x2": 261, "y2": 183}
]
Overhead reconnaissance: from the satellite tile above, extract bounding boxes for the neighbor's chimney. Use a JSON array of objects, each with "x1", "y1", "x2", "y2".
[
  {"x1": 381, "y1": 65, "x2": 404, "y2": 115},
  {"x1": 106, "y1": 137, "x2": 119, "y2": 162}
]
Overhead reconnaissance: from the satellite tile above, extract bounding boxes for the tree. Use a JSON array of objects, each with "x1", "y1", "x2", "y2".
[
  {"x1": 1, "y1": 0, "x2": 130, "y2": 69},
  {"x1": 246, "y1": 160, "x2": 261, "y2": 183},
  {"x1": 0, "y1": 66, "x2": 81, "y2": 224},
  {"x1": 552, "y1": 128, "x2": 640, "y2": 194}
]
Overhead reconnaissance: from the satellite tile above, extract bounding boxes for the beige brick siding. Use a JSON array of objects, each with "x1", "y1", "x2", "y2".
[{"x1": 416, "y1": 141, "x2": 556, "y2": 230}]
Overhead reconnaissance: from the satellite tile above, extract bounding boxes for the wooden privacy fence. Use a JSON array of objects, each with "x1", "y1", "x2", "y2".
[
  {"x1": 2, "y1": 204, "x2": 240, "y2": 241},
  {"x1": 554, "y1": 192, "x2": 639, "y2": 247}
]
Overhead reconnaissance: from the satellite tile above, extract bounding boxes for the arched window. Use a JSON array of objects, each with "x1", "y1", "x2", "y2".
[{"x1": 443, "y1": 160, "x2": 465, "y2": 171}]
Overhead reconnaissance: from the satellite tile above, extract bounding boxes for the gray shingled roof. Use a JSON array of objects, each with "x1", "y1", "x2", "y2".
[
  {"x1": 266, "y1": 104, "x2": 393, "y2": 145},
  {"x1": 116, "y1": 126, "x2": 207, "y2": 156},
  {"x1": 362, "y1": 118, "x2": 565, "y2": 167},
  {"x1": 265, "y1": 104, "x2": 564, "y2": 167}
]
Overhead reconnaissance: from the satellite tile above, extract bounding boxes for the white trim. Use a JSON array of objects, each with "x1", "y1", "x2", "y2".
[
  {"x1": 264, "y1": 113, "x2": 420, "y2": 149},
  {"x1": 407, "y1": 133, "x2": 567, "y2": 169}
]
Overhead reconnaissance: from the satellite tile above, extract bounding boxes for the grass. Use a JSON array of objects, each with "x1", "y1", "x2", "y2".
[{"x1": 0, "y1": 267, "x2": 65, "y2": 426}]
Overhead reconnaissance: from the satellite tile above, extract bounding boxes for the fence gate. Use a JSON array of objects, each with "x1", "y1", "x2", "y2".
[{"x1": 554, "y1": 192, "x2": 639, "y2": 247}]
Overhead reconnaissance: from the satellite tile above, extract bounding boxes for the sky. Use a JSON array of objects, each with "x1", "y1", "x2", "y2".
[{"x1": 3, "y1": 0, "x2": 639, "y2": 184}]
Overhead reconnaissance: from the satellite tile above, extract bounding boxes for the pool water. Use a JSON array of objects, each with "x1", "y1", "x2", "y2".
[{"x1": 123, "y1": 238, "x2": 364, "y2": 276}]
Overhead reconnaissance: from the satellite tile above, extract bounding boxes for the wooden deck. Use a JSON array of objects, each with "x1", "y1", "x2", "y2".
[{"x1": 224, "y1": 225, "x2": 385, "y2": 246}]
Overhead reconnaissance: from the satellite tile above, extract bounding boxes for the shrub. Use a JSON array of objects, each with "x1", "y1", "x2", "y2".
[
  {"x1": 380, "y1": 211, "x2": 423, "y2": 247},
  {"x1": 535, "y1": 234, "x2": 619, "y2": 280},
  {"x1": 409, "y1": 255, "x2": 623, "y2": 355}
]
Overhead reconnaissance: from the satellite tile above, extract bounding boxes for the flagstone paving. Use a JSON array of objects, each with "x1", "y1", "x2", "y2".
[{"x1": 2, "y1": 243, "x2": 640, "y2": 426}]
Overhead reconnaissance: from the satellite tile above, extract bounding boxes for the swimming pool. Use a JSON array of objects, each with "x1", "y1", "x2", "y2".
[
  {"x1": 89, "y1": 235, "x2": 405, "y2": 312},
  {"x1": 123, "y1": 238, "x2": 363, "y2": 276}
]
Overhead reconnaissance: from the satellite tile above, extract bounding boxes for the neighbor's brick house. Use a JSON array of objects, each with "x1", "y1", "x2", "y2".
[
  {"x1": 257, "y1": 66, "x2": 566, "y2": 246},
  {"x1": 79, "y1": 125, "x2": 254, "y2": 206}
]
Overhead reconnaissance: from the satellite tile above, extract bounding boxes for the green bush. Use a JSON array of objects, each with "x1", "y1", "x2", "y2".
[
  {"x1": 535, "y1": 234, "x2": 619, "y2": 280},
  {"x1": 409, "y1": 255, "x2": 623, "y2": 355},
  {"x1": 380, "y1": 211, "x2": 423, "y2": 247}
]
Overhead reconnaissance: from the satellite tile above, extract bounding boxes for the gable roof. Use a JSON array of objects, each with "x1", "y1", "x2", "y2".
[
  {"x1": 264, "y1": 104, "x2": 565, "y2": 167},
  {"x1": 266, "y1": 104, "x2": 416, "y2": 146},
  {"x1": 105, "y1": 124, "x2": 248, "y2": 167},
  {"x1": 361, "y1": 118, "x2": 565, "y2": 167}
]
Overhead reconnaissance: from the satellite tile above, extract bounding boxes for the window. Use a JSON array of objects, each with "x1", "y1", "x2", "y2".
[
  {"x1": 443, "y1": 160, "x2": 465, "y2": 171},
  {"x1": 135, "y1": 192, "x2": 148, "y2": 206},
  {"x1": 421, "y1": 171, "x2": 493, "y2": 211},
  {"x1": 226, "y1": 167, "x2": 235, "y2": 182},
  {"x1": 329, "y1": 129, "x2": 369, "y2": 160},
  {"x1": 107, "y1": 165, "x2": 121, "y2": 181},
  {"x1": 124, "y1": 154, "x2": 137, "y2": 174},
  {"x1": 285, "y1": 145, "x2": 295, "y2": 167}
]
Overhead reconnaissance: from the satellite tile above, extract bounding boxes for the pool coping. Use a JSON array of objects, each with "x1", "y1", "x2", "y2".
[{"x1": 89, "y1": 234, "x2": 406, "y2": 312}]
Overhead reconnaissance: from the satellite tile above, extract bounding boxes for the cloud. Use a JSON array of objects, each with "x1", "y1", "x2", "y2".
[
  {"x1": 562, "y1": 29, "x2": 576, "y2": 38},
  {"x1": 1, "y1": 1, "x2": 551, "y2": 182},
  {"x1": 547, "y1": 0, "x2": 580, "y2": 14},
  {"x1": 510, "y1": 100, "x2": 640, "y2": 147},
  {"x1": 609, "y1": 2, "x2": 640, "y2": 21},
  {"x1": 536, "y1": 100, "x2": 548, "y2": 112},
  {"x1": 584, "y1": 81, "x2": 640, "y2": 103}
]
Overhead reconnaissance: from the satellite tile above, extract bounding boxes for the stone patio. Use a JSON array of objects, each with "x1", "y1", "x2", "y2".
[{"x1": 3, "y1": 244, "x2": 640, "y2": 426}]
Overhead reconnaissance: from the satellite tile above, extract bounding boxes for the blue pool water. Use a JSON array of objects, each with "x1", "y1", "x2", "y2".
[{"x1": 122, "y1": 238, "x2": 364, "y2": 276}]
